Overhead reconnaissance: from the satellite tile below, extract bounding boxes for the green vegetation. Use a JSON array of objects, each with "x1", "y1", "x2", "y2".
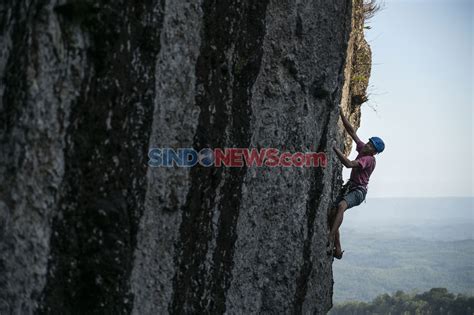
[
  {"x1": 330, "y1": 288, "x2": 474, "y2": 315},
  {"x1": 351, "y1": 75, "x2": 369, "y2": 84}
]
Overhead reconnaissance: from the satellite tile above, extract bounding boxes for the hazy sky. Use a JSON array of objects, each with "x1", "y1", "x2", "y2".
[{"x1": 342, "y1": 0, "x2": 473, "y2": 198}]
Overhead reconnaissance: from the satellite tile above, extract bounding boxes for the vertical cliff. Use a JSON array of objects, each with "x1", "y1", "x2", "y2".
[
  {"x1": 340, "y1": 0, "x2": 373, "y2": 156},
  {"x1": 0, "y1": 0, "x2": 371, "y2": 313}
]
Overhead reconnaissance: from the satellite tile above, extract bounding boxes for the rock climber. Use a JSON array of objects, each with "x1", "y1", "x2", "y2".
[{"x1": 329, "y1": 108, "x2": 385, "y2": 259}]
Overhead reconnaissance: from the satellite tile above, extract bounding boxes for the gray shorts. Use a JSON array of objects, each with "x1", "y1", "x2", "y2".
[
  {"x1": 334, "y1": 183, "x2": 367, "y2": 210},
  {"x1": 342, "y1": 188, "x2": 366, "y2": 210}
]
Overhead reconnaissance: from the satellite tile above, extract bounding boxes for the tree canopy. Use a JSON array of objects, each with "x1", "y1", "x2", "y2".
[{"x1": 330, "y1": 288, "x2": 474, "y2": 315}]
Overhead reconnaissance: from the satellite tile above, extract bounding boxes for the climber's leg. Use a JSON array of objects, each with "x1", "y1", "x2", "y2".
[
  {"x1": 328, "y1": 206, "x2": 337, "y2": 230},
  {"x1": 329, "y1": 200, "x2": 347, "y2": 241},
  {"x1": 333, "y1": 229, "x2": 344, "y2": 258},
  {"x1": 335, "y1": 229, "x2": 341, "y2": 252}
]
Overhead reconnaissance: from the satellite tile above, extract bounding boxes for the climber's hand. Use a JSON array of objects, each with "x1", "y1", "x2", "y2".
[{"x1": 333, "y1": 147, "x2": 359, "y2": 168}]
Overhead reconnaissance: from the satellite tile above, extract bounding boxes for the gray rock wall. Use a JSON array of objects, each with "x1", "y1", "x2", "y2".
[{"x1": 0, "y1": 0, "x2": 369, "y2": 313}]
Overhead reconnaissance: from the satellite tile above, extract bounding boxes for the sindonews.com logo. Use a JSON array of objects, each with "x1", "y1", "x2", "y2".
[{"x1": 148, "y1": 148, "x2": 327, "y2": 168}]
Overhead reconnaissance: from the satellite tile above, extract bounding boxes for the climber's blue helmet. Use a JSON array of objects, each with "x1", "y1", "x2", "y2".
[{"x1": 369, "y1": 137, "x2": 385, "y2": 153}]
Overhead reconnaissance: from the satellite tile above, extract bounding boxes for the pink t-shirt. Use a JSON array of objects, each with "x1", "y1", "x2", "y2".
[{"x1": 349, "y1": 139, "x2": 376, "y2": 189}]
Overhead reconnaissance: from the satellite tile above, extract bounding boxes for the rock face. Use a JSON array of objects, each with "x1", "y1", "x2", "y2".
[{"x1": 0, "y1": 0, "x2": 370, "y2": 313}]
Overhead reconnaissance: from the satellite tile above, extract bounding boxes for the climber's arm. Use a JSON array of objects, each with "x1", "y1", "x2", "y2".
[
  {"x1": 333, "y1": 147, "x2": 360, "y2": 168},
  {"x1": 339, "y1": 110, "x2": 362, "y2": 144}
]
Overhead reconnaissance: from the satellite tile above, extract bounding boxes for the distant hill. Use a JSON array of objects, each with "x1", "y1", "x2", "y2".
[{"x1": 333, "y1": 197, "x2": 474, "y2": 303}]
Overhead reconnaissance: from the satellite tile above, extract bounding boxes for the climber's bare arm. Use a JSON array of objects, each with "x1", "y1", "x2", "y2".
[
  {"x1": 339, "y1": 110, "x2": 362, "y2": 144},
  {"x1": 333, "y1": 147, "x2": 360, "y2": 168}
]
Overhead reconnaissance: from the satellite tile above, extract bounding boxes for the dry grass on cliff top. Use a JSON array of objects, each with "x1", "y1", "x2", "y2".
[{"x1": 363, "y1": 0, "x2": 383, "y2": 22}]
